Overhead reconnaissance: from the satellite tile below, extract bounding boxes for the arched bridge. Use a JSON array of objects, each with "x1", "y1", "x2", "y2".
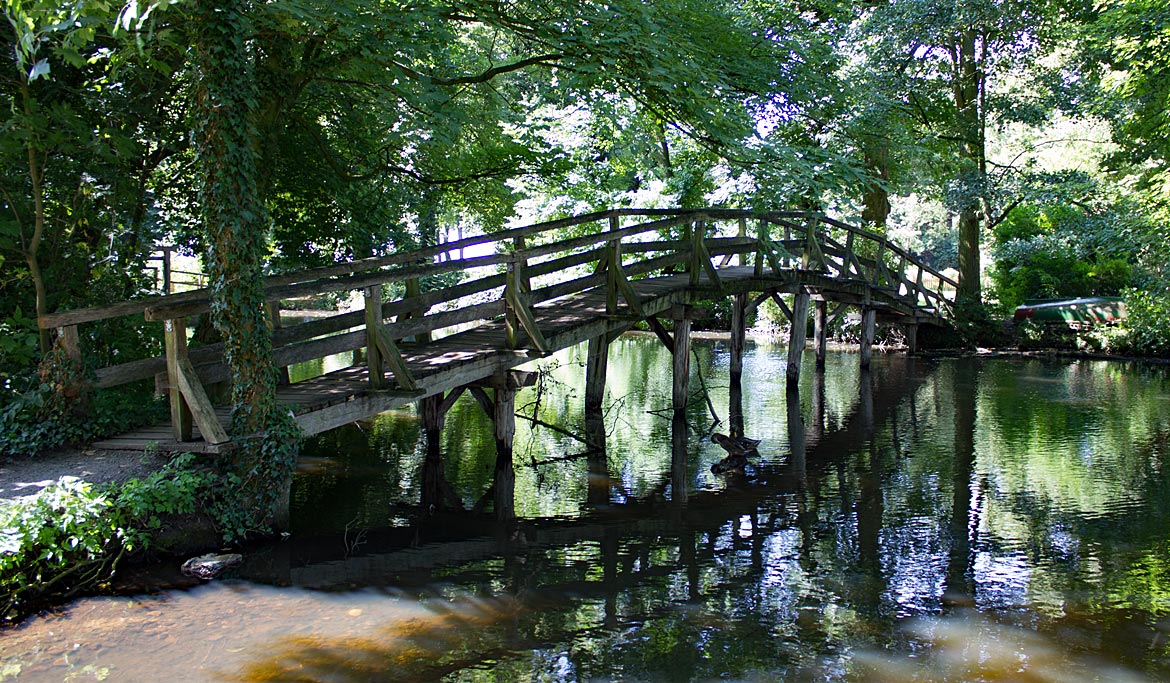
[{"x1": 39, "y1": 209, "x2": 957, "y2": 453}]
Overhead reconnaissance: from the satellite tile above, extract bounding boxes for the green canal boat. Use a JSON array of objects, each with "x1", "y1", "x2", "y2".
[{"x1": 1012, "y1": 296, "x2": 1126, "y2": 327}]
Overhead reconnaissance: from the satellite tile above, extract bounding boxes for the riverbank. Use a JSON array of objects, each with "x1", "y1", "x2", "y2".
[{"x1": 0, "y1": 447, "x2": 170, "y2": 500}]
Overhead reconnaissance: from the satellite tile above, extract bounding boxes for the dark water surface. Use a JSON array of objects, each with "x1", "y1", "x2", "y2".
[{"x1": 4, "y1": 337, "x2": 1170, "y2": 682}]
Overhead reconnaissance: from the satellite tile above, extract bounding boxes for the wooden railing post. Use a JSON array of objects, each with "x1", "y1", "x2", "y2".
[
  {"x1": 606, "y1": 215, "x2": 621, "y2": 315},
  {"x1": 267, "y1": 300, "x2": 290, "y2": 386},
  {"x1": 504, "y1": 258, "x2": 520, "y2": 349},
  {"x1": 364, "y1": 285, "x2": 386, "y2": 389},
  {"x1": 504, "y1": 250, "x2": 549, "y2": 354},
  {"x1": 754, "y1": 219, "x2": 767, "y2": 276},
  {"x1": 164, "y1": 317, "x2": 193, "y2": 441},
  {"x1": 687, "y1": 221, "x2": 700, "y2": 286},
  {"x1": 737, "y1": 217, "x2": 747, "y2": 267},
  {"x1": 55, "y1": 324, "x2": 87, "y2": 415}
]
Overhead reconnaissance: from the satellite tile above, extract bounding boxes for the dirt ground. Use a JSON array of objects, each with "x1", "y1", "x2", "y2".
[{"x1": 0, "y1": 447, "x2": 170, "y2": 500}]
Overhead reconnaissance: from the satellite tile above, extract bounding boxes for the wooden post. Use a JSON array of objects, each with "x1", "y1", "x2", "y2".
[
  {"x1": 585, "y1": 335, "x2": 609, "y2": 416},
  {"x1": 906, "y1": 322, "x2": 919, "y2": 356},
  {"x1": 494, "y1": 386, "x2": 516, "y2": 521},
  {"x1": 814, "y1": 300, "x2": 827, "y2": 369},
  {"x1": 586, "y1": 413, "x2": 608, "y2": 505},
  {"x1": 729, "y1": 293, "x2": 746, "y2": 437},
  {"x1": 689, "y1": 221, "x2": 702, "y2": 286},
  {"x1": 860, "y1": 307, "x2": 877, "y2": 370},
  {"x1": 404, "y1": 277, "x2": 431, "y2": 344},
  {"x1": 671, "y1": 412, "x2": 689, "y2": 507},
  {"x1": 737, "y1": 217, "x2": 748, "y2": 267},
  {"x1": 164, "y1": 317, "x2": 193, "y2": 442},
  {"x1": 605, "y1": 215, "x2": 621, "y2": 315},
  {"x1": 672, "y1": 309, "x2": 692, "y2": 413},
  {"x1": 364, "y1": 286, "x2": 385, "y2": 389},
  {"x1": 162, "y1": 247, "x2": 173, "y2": 294},
  {"x1": 505, "y1": 259, "x2": 519, "y2": 349},
  {"x1": 267, "y1": 301, "x2": 290, "y2": 386},
  {"x1": 56, "y1": 324, "x2": 87, "y2": 414},
  {"x1": 786, "y1": 289, "x2": 810, "y2": 386}
]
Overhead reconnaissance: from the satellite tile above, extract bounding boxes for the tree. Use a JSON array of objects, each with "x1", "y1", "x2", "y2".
[{"x1": 858, "y1": 0, "x2": 1062, "y2": 305}]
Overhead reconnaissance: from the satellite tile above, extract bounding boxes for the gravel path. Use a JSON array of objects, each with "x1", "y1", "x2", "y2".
[{"x1": 0, "y1": 447, "x2": 171, "y2": 500}]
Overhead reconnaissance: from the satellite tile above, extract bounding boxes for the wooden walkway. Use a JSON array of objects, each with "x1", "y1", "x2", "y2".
[{"x1": 38, "y1": 209, "x2": 957, "y2": 453}]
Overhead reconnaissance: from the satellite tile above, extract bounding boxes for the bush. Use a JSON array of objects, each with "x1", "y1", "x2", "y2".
[
  {"x1": 990, "y1": 202, "x2": 1135, "y2": 312},
  {"x1": 1112, "y1": 289, "x2": 1170, "y2": 357},
  {"x1": 0, "y1": 454, "x2": 214, "y2": 621},
  {"x1": 0, "y1": 350, "x2": 166, "y2": 459}
]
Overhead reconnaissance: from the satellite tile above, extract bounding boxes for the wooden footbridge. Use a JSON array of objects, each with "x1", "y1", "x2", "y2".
[{"x1": 39, "y1": 209, "x2": 957, "y2": 457}]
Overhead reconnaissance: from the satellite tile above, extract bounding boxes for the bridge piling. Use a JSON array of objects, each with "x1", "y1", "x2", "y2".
[
  {"x1": 786, "y1": 289, "x2": 810, "y2": 386},
  {"x1": 860, "y1": 307, "x2": 877, "y2": 369},
  {"x1": 585, "y1": 335, "x2": 609, "y2": 416},
  {"x1": 813, "y1": 300, "x2": 827, "y2": 369},
  {"x1": 671, "y1": 308, "x2": 692, "y2": 414},
  {"x1": 493, "y1": 385, "x2": 516, "y2": 521},
  {"x1": 729, "y1": 293, "x2": 747, "y2": 437}
]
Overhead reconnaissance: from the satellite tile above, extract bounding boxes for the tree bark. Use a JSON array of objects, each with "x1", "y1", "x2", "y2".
[
  {"x1": 954, "y1": 29, "x2": 984, "y2": 305},
  {"x1": 191, "y1": 0, "x2": 276, "y2": 436}
]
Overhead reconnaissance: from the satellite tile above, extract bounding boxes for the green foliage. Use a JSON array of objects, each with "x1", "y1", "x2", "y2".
[
  {"x1": 0, "y1": 453, "x2": 211, "y2": 621},
  {"x1": 209, "y1": 410, "x2": 302, "y2": 543},
  {"x1": 1113, "y1": 289, "x2": 1170, "y2": 357},
  {"x1": 0, "y1": 478, "x2": 119, "y2": 620},
  {"x1": 0, "y1": 310, "x2": 40, "y2": 376},
  {"x1": 990, "y1": 202, "x2": 1135, "y2": 312},
  {"x1": 0, "y1": 352, "x2": 166, "y2": 459}
]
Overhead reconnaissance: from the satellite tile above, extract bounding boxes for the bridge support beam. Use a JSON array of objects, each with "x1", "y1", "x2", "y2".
[
  {"x1": 786, "y1": 289, "x2": 810, "y2": 386},
  {"x1": 672, "y1": 308, "x2": 692, "y2": 413},
  {"x1": 493, "y1": 386, "x2": 516, "y2": 521},
  {"x1": 729, "y1": 293, "x2": 747, "y2": 437},
  {"x1": 813, "y1": 300, "x2": 827, "y2": 370},
  {"x1": 860, "y1": 307, "x2": 877, "y2": 370},
  {"x1": 585, "y1": 335, "x2": 609, "y2": 417},
  {"x1": 905, "y1": 322, "x2": 918, "y2": 356},
  {"x1": 469, "y1": 372, "x2": 534, "y2": 521},
  {"x1": 420, "y1": 390, "x2": 464, "y2": 513}
]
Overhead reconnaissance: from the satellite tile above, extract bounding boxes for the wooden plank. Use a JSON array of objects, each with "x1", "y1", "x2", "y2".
[
  {"x1": 365, "y1": 286, "x2": 386, "y2": 390},
  {"x1": 175, "y1": 358, "x2": 231, "y2": 444},
  {"x1": 163, "y1": 318, "x2": 193, "y2": 442},
  {"x1": 372, "y1": 323, "x2": 420, "y2": 391}
]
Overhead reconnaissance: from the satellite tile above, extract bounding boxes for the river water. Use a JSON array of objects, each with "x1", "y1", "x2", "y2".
[{"x1": 3, "y1": 337, "x2": 1170, "y2": 682}]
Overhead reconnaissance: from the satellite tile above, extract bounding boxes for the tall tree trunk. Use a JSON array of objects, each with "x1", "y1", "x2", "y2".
[
  {"x1": 191, "y1": 0, "x2": 276, "y2": 436},
  {"x1": 954, "y1": 30, "x2": 984, "y2": 305}
]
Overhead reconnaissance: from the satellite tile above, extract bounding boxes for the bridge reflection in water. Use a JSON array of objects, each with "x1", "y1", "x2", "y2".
[{"x1": 5, "y1": 349, "x2": 1168, "y2": 682}]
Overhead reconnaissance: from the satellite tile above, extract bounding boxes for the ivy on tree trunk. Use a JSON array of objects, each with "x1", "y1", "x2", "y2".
[{"x1": 190, "y1": 0, "x2": 276, "y2": 437}]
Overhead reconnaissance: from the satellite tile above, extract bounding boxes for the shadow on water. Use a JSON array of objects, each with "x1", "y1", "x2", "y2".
[{"x1": 4, "y1": 340, "x2": 1170, "y2": 682}]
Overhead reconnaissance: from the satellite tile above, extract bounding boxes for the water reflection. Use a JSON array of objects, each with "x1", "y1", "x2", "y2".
[{"x1": 4, "y1": 343, "x2": 1170, "y2": 682}]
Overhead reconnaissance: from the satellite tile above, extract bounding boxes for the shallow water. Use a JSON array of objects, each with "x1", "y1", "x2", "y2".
[{"x1": 4, "y1": 338, "x2": 1170, "y2": 682}]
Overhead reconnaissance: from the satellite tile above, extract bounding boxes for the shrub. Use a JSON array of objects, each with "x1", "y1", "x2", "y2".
[
  {"x1": 0, "y1": 354, "x2": 166, "y2": 459},
  {"x1": 1113, "y1": 289, "x2": 1170, "y2": 357},
  {"x1": 0, "y1": 454, "x2": 214, "y2": 621}
]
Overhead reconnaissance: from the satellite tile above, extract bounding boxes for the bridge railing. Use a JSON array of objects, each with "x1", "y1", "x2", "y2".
[{"x1": 37, "y1": 209, "x2": 957, "y2": 443}]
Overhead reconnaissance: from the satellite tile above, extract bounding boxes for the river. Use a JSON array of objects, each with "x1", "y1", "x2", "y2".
[{"x1": 3, "y1": 336, "x2": 1170, "y2": 682}]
